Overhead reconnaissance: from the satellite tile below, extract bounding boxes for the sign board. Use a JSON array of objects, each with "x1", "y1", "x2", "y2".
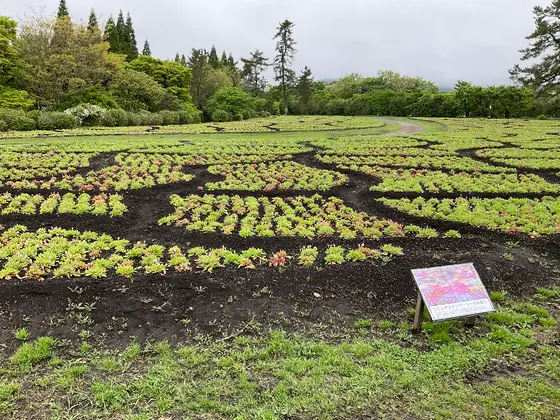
[{"x1": 411, "y1": 263, "x2": 495, "y2": 322}]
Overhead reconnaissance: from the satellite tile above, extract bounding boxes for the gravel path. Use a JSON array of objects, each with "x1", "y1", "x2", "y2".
[{"x1": 374, "y1": 117, "x2": 425, "y2": 135}]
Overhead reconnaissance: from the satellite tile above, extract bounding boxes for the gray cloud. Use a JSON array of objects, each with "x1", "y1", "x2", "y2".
[{"x1": 3, "y1": 0, "x2": 549, "y2": 87}]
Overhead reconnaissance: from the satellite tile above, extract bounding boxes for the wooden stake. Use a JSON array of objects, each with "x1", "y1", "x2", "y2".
[{"x1": 412, "y1": 291, "x2": 425, "y2": 334}]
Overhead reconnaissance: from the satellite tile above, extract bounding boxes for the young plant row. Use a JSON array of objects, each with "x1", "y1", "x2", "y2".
[
  {"x1": 363, "y1": 167, "x2": 560, "y2": 194},
  {"x1": 0, "y1": 193, "x2": 127, "y2": 216},
  {"x1": 0, "y1": 225, "x2": 404, "y2": 280},
  {"x1": 206, "y1": 161, "x2": 348, "y2": 192},
  {"x1": 0, "y1": 151, "x2": 96, "y2": 186},
  {"x1": 316, "y1": 154, "x2": 514, "y2": 173},
  {"x1": 477, "y1": 147, "x2": 560, "y2": 160},
  {"x1": 378, "y1": 196, "x2": 560, "y2": 236},
  {"x1": 159, "y1": 194, "x2": 409, "y2": 239},
  {"x1": 0, "y1": 116, "x2": 384, "y2": 139},
  {"x1": 0, "y1": 151, "x2": 95, "y2": 169},
  {"x1": 310, "y1": 137, "x2": 430, "y2": 154},
  {"x1": 480, "y1": 157, "x2": 560, "y2": 170},
  {"x1": 131, "y1": 138, "x2": 312, "y2": 156},
  {"x1": 9, "y1": 154, "x2": 194, "y2": 192}
]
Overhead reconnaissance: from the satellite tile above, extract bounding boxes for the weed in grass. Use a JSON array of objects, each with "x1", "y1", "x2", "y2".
[
  {"x1": 354, "y1": 319, "x2": 373, "y2": 329},
  {"x1": 511, "y1": 302, "x2": 551, "y2": 319},
  {"x1": 377, "y1": 320, "x2": 394, "y2": 329},
  {"x1": 535, "y1": 287, "x2": 560, "y2": 301},
  {"x1": 121, "y1": 342, "x2": 141, "y2": 360},
  {"x1": 98, "y1": 357, "x2": 120, "y2": 372},
  {"x1": 489, "y1": 290, "x2": 507, "y2": 302},
  {"x1": 0, "y1": 383, "x2": 19, "y2": 401},
  {"x1": 10, "y1": 337, "x2": 55, "y2": 367},
  {"x1": 14, "y1": 327, "x2": 30, "y2": 341},
  {"x1": 505, "y1": 241, "x2": 521, "y2": 249},
  {"x1": 487, "y1": 310, "x2": 534, "y2": 328}
]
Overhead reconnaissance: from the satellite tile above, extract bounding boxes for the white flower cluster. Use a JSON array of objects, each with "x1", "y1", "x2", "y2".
[{"x1": 64, "y1": 103, "x2": 107, "y2": 126}]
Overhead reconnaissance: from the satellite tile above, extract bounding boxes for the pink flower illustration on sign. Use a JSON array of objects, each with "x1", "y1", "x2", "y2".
[{"x1": 412, "y1": 263, "x2": 494, "y2": 321}]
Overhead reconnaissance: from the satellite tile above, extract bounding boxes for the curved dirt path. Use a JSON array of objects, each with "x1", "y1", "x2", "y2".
[{"x1": 374, "y1": 117, "x2": 424, "y2": 135}]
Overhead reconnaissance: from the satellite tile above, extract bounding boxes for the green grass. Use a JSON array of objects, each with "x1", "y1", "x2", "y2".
[{"x1": 0, "y1": 297, "x2": 557, "y2": 419}]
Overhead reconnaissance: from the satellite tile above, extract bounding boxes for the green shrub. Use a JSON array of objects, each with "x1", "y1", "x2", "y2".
[
  {"x1": 0, "y1": 120, "x2": 7, "y2": 132},
  {"x1": 538, "y1": 114, "x2": 548, "y2": 120},
  {"x1": 0, "y1": 109, "x2": 36, "y2": 131},
  {"x1": 160, "y1": 110, "x2": 180, "y2": 126},
  {"x1": 103, "y1": 109, "x2": 128, "y2": 127},
  {"x1": 126, "y1": 112, "x2": 143, "y2": 126},
  {"x1": 37, "y1": 112, "x2": 77, "y2": 130},
  {"x1": 177, "y1": 110, "x2": 193, "y2": 124},
  {"x1": 233, "y1": 113, "x2": 244, "y2": 121},
  {"x1": 147, "y1": 112, "x2": 163, "y2": 126},
  {"x1": 211, "y1": 109, "x2": 231, "y2": 122}
]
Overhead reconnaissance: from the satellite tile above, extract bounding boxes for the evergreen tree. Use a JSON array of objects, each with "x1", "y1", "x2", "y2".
[
  {"x1": 142, "y1": 40, "x2": 151, "y2": 56},
  {"x1": 103, "y1": 15, "x2": 115, "y2": 43},
  {"x1": 124, "y1": 12, "x2": 138, "y2": 61},
  {"x1": 87, "y1": 9, "x2": 99, "y2": 33},
  {"x1": 57, "y1": 0, "x2": 69, "y2": 18},
  {"x1": 188, "y1": 49, "x2": 210, "y2": 109},
  {"x1": 510, "y1": 1, "x2": 560, "y2": 96},
  {"x1": 209, "y1": 45, "x2": 220, "y2": 69},
  {"x1": 115, "y1": 10, "x2": 126, "y2": 53},
  {"x1": 296, "y1": 66, "x2": 314, "y2": 106},
  {"x1": 241, "y1": 50, "x2": 269, "y2": 96},
  {"x1": 220, "y1": 51, "x2": 228, "y2": 67},
  {"x1": 273, "y1": 20, "x2": 297, "y2": 113},
  {"x1": 227, "y1": 53, "x2": 237, "y2": 72},
  {"x1": 180, "y1": 54, "x2": 188, "y2": 67},
  {"x1": 104, "y1": 15, "x2": 121, "y2": 54},
  {"x1": 174, "y1": 53, "x2": 181, "y2": 62}
]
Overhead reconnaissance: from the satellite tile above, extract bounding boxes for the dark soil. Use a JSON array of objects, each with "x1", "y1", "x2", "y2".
[{"x1": 1, "y1": 119, "x2": 559, "y2": 351}]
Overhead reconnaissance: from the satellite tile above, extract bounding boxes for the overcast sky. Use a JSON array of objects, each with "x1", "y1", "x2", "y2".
[{"x1": 3, "y1": 0, "x2": 548, "y2": 87}]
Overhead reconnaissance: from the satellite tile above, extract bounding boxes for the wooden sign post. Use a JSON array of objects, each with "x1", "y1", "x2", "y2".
[{"x1": 411, "y1": 263, "x2": 495, "y2": 333}]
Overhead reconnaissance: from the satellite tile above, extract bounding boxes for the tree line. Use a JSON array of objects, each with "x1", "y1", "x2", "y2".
[{"x1": 0, "y1": 0, "x2": 559, "y2": 131}]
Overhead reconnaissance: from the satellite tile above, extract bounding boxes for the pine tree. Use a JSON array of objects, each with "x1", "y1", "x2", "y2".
[
  {"x1": 209, "y1": 45, "x2": 220, "y2": 69},
  {"x1": 103, "y1": 15, "x2": 115, "y2": 44},
  {"x1": 124, "y1": 12, "x2": 138, "y2": 61},
  {"x1": 296, "y1": 66, "x2": 314, "y2": 108},
  {"x1": 87, "y1": 9, "x2": 99, "y2": 33},
  {"x1": 227, "y1": 53, "x2": 237, "y2": 72},
  {"x1": 142, "y1": 40, "x2": 151, "y2": 56},
  {"x1": 510, "y1": 1, "x2": 560, "y2": 97},
  {"x1": 220, "y1": 51, "x2": 228, "y2": 67},
  {"x1": 104, "y1": 15, "x2": 121, "y2": 54},
  {"x1": 174, "y1": 53, "x2": 181, "y2": 62},
  {"x1": 273, "y1": 20, "x2": 297, "y2": 113},
  {"x1": 241, "y1": 50, "x2": 269, "y2": 96},
  {"x1": 57, "y1": 0, "x2": 69, "y2": 18},
  {"x1": 188, "y1": 49, "x2": 210, "y2": 109},
  {"x1": 180, "y1": 54, "x2": 188, "y2": 67},
  {"x1": 114, "y1": 11, "x2": 126, "y2": 54}
]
